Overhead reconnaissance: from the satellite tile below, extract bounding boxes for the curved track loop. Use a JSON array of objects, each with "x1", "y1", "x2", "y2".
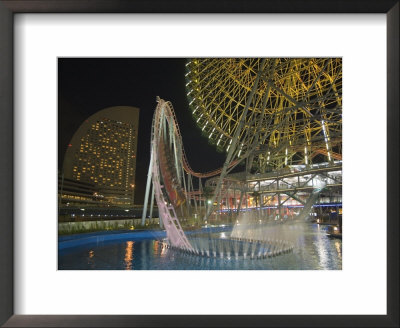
[
  {"x1": 151, "y1": 99, "x2": 193, "y2": 249},
  {"x1": 159, "y1": 99, "x2": 237, "y2": 179},
  {"x1": 151, "y1": 99, "x2": 297, "y2": 257},
  {"x1": 151, "y1": 99, "x2": 243, "y2": 249}
]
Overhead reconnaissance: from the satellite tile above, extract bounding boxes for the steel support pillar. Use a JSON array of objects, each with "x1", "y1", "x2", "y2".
[{"x1": 141, "y1": 149, "x2": 153, "y2": 226}]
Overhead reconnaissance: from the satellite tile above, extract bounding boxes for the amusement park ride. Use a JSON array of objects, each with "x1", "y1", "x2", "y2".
[{"x1": 142, "y1": 58, "x2": 342, "y2": 258}]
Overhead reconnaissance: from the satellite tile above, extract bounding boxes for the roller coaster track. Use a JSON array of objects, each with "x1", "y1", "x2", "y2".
[
  {"x1": 148, "y1": 98, "x2": 340, "y2": 248},
  {"x1": 162, "y1": 99, "x2": 238, "y2": 179},
  {"x1": 150, "y1": 98, "x2": 240, "y2": 249},
  {"x1": 150, "y1": 98, "x2": 192, "y2": 249}
]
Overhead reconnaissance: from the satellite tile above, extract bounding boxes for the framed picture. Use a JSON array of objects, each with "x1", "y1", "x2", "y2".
[{"x1": 0, "y1": 1, "x2": 398, "y2": 327}]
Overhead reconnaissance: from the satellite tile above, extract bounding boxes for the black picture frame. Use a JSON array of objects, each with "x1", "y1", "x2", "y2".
[{"x1": 0, "y1": 1, "x2": 398, "y2": 327}]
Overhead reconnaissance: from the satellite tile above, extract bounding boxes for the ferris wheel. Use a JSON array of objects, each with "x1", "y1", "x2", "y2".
[{"x1": 185, "y1": 58, "x2": 342, "y2": 173}]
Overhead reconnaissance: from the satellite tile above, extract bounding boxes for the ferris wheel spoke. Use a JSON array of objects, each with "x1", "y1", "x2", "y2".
[{"x1": 185, "y1": 58, "x2": 342, "y2": 171}]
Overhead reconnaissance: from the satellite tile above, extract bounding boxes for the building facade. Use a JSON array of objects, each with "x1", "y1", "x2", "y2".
[{"x1": 62, "y1": 106, "x2": 139, "y2": 207}]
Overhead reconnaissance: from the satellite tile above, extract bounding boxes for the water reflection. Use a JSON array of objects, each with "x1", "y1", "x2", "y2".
[
  {"x1": 153, "y1": 240, "x2": 169, "y2": 257},
  {"x1": 315, "y1": 235, "x2": 329, "y2": 270},
  {"x1": 60, "y1": 224, "x2": 342, "y2": 270},
  {"x1": 154, "y1": 240, "x2": 168, "y2": 257},
  {"x1": 335, "y1": 240, "x2": 342, "y2": 260},
  {"x1": 87, "y1": 250, "x2": 95, "y2": 269},
  {"x1": 124, "y1": 241, "x2": 134, "y2": 270}
]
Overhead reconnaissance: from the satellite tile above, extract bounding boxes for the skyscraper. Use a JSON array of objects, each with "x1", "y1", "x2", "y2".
[{"x1": 62, "y1": 106, "x2": 139, "y2": 207}]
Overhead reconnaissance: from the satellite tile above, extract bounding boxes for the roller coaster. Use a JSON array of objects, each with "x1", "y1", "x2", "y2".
[{"x1": 142, "y1": 58, "x2": 342, "y2": 252}]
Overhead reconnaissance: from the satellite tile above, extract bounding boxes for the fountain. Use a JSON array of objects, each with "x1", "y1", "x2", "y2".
[
  {"x1": 145, "y1": 99, "x2": 295, "y2": 261},
  {"x1": 155, "y1": 209, "x2": 297, "y2": 260}
]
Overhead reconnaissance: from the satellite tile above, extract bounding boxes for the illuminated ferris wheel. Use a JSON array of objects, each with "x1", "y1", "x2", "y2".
[{"x1": 185, "y1": 58, "x2": 342, "y2": 173}]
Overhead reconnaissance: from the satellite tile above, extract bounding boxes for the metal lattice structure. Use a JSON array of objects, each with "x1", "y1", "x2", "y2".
[
  {"x1": 144, "y1": 99, "x2": 297, "y2": 256},
  {"x1": 185, "y1": 58, "x2": 342, "y2": 173},
  {"x1": 143, "y1": 58, "x2": 342, "y2": 248}
]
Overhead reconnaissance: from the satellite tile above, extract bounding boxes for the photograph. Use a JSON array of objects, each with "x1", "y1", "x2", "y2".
[
  {"x1": 58, "y1": 58, "x2": 343, "y2": 270},
  {"x1": 1, "y1": 0, "x2": 398, "y2": 325}
]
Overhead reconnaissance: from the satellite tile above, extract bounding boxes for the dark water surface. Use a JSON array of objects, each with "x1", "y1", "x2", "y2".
[{"x1": 58, "y1": 223, "x2": 342, "y2": 270}]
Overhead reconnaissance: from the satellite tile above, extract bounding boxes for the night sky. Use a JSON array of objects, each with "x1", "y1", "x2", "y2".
[{"x1": 58, "y1": 58, "x2": 226, "y2": 204}]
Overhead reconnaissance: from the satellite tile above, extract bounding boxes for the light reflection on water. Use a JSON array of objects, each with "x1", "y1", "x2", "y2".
[
  {"x1": 87, "y1": 250, "x2": 95, "y2": 269},
  {"x1": 335, "y1": 240, "x2": 342, "y2": 261},
  {"x1": 315, "y1": 234, "x2": 329, "y2": 270},
  {"x1": 60, "y1": 223, "x2": 341, "y2": 270},
  {"x1": 124, "y1": 241, "x2": 134, "y2": 270}
]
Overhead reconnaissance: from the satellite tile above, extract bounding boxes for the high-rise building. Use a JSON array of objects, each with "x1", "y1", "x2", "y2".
[{"x1": 62, "y1": 106, "x2": 139, "y2": 207}]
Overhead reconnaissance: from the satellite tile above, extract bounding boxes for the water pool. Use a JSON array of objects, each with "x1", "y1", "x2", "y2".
[{"x1": 58, "y1": 223, "x2": 341, "y2": 270}]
